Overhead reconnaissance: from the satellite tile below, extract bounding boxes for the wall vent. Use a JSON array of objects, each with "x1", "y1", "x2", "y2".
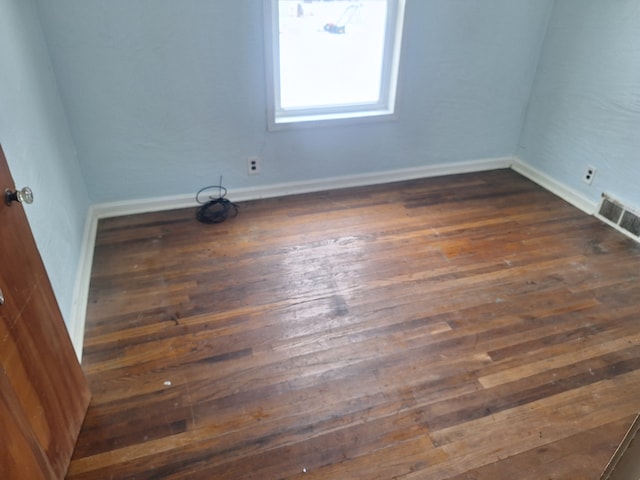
[{"x1": 598, "y1": 194, "x2": 640, "y2": 240}]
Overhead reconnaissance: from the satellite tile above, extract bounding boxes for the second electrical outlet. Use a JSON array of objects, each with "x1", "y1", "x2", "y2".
[{"x1": 248, "y1": 156, "x2": 260, "y2": 175}]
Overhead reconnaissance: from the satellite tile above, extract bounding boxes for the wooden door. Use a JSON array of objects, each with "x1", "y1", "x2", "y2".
[{"x1": 0, "y1": 145, "x2": 90, "y2": 479}]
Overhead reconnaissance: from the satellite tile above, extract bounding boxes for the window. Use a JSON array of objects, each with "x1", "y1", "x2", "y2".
[{"x1": 264, "y1": 0, "x2": 406, "y2": 129}]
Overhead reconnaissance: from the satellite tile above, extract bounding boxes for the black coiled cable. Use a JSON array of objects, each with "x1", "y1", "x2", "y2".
[{"x1": 195, "y1": 180, "x2": 238, "y2": 224}]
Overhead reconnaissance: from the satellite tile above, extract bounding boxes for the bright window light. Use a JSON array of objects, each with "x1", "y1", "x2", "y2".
[{"x1": 264, "y1": 0, "x2": 406, "y2": 129}]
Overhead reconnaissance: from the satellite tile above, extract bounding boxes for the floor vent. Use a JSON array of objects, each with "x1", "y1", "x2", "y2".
[
  {"x1": 598, "y1": 194, "x2": 640, "y2": 240},
  {"x1": 620, "y1": 210, "x2": 640, "y2": 236}
]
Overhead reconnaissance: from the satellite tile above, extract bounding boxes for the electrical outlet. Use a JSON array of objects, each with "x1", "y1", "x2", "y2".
[
  {"x1": 583, "y1": 165, "x2": 597, "y2": 185},
  {"x1": 248, "y1": 156, "x2": 260, "y2": 175}
]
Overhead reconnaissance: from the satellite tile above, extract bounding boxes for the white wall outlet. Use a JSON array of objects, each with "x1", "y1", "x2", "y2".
[
  {"x1": 248, "y1": 156, "x2": 260, "y2": 175},
  {"x1": 583, "y1": 165, "x2": 597, "y2": 185}
]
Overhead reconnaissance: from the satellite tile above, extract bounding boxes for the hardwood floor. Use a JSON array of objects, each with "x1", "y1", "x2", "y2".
[{"x1": 68, "y1": 169, "x2": 640, "y2": 479}]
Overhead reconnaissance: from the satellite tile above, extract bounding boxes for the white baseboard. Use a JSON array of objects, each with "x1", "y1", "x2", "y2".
[
  {"x1": 506, "y1": 158, "x2": 638, "y2": 244},
  {"x1": 229, "y1": 156, "x2": 513, "y2": 203},
  {"x1": 68, "y1": 205, "x2": 98, "y2": 361},
  {"x1": 67, "y1": 155, "x2": 511, "y2": 359},
  {"x1": 510, "y1": 157, "x2": 598, "y2": 215},
  {"x1": 596, "y1": 213, "x2": 640, "y2": 243},
  {"x1": 92, "y1": 156, "x2": 513, "y2": 219},
  {"x1": 92, "y1": 193, "x2": 199, "y2": 220}
]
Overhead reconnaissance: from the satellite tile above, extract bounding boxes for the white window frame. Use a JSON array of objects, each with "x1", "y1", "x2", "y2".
[{"x1": 264, "y1": 0, "x2": 406, "y2": 130}]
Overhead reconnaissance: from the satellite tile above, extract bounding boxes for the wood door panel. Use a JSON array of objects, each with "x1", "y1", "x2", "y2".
[
  {"x1": 0, "y1": 145, "x2": 90, "y2": 479},
  {"x1": 0, "y1": 366, "x2": 53, "y2": 480},
  {"x1": 1, "y1": 285, "x2": 87, "y2": 476}
]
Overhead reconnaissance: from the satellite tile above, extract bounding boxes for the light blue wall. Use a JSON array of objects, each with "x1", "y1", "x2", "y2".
[
  {"x1": 0, "y1": 0, "x2": 90, "y2": 328},
  {"x1": 518, "y1": 0, "x2": 640, "y2": 208},
  {"x1": 36, "y1": 0, "x2": 554, "y2": 203}
]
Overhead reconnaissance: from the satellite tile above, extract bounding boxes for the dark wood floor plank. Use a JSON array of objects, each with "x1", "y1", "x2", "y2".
[{"x1": 68, "y1": 170, "x2": 640, "y2": 479}]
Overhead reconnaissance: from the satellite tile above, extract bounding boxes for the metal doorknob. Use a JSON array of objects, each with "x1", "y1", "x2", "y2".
[
  {"x1": 5, "y1": 186, "x2": 34, "y2": 206},
  {"x1": 0, "y1": 288, "x2": 4, "y2": 305}
]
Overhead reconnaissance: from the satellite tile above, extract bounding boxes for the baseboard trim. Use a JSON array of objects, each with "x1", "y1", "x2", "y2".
[
  {"x1": 596, "y1": 213, "x2": 640, "y2": 243},
  {"x1": 68, "y1": 205, "x2": 98, "y2": 361},
  {"x1": 93, "y1": 156, "x2": 513, "y2": 219},
  {"x1": 230, "y1": 156, "x2": 513, "y2": 203},
  {"x1": 511, "y1": 157, "x2": 598, "y2": 215}
]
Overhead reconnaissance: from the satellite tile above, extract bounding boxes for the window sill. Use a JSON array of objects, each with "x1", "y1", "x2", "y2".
[{"x1": 268, "y1": 108, "x2": 398, "y2": 131}]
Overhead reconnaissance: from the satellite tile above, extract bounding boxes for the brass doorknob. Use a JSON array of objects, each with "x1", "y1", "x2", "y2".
[{"x1": 5, "y1": 186, "x2": 33, "y2": 206}]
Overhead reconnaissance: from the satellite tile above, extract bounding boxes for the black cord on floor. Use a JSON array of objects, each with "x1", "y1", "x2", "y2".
[{"x1": 195, "y1": 178, "x2": 238, "y2": 224}]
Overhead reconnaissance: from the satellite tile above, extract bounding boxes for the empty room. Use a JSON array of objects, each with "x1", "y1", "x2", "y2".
[{"x1": 1, "y1": 1, "x2": 639, "y2": 479}]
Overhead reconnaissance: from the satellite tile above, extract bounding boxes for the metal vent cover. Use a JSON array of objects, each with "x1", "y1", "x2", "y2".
[
  {"x1": 599, "y1": 198, "x2": 624, "y2": 224},
  {"x1": 620, "y1": 210, "x2": 640, "y2": 236},
  {"x1": 598, "y1": 194, "x2": 640, "y2": 239}
]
